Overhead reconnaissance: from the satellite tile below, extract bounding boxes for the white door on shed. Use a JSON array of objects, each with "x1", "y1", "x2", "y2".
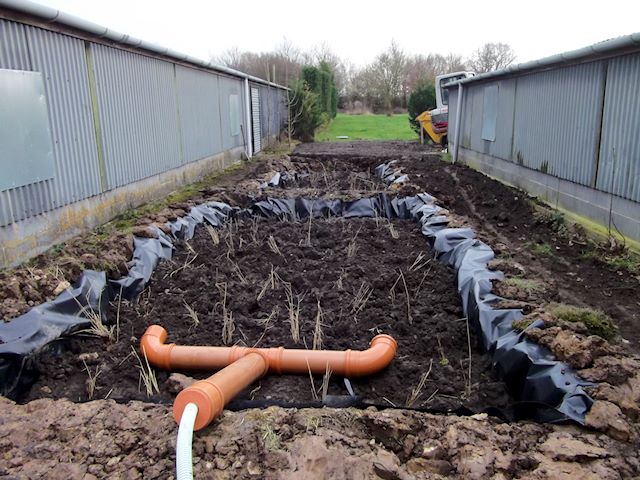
[{"x1": 251, "y1": 88, "x2": 262, "y2": 153}]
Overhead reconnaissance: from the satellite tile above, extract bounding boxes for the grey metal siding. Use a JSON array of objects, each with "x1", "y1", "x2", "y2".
[
  {"x1": 0, "y1": 17, "x2": 285, "y2": 229},
  {"x1": 26, "y1": 26, "x2": 102, "y2": 204},
  {"x1": 460, "y1": 85, "x2": 473, "y2": 149},
  {"x1": 0, "y1": 19, "x2": 31, "y2": 70},
  {"x1": 255, "y1": 82, "x2": 286, "y2": 142},
  {"x1": 258, "y1": 84, "x2": 269, "y2": 140},
  {"x1": 0, "y1": 20, "x2": 101, "y2": 227},
  {"x1": 251, "y1": 87, "x2": 262, "y2": 153},
  {"x1": 468, "y1": 86, "x2": 484, "y2": 153},
  {"x1": 597, "y1": 54, "x2": 640, "y2": 202},
  {"x1": 493, "y1": 79, "x2": 516, "y2": 160},
  {"x1": 218, "y1": 76, "x2": 245, "y2": 151},
  {"x1": 175, "y1": 65, "x2": 223, "y2": 163},
  {"x1": 448, "y1": 88, "x2": 458, "y2": 148},
  {"x1": 511, "y1": 62, "x2": 604, "y2": 185},
  {"x1": 461, "y1": 80, "x2": 516, "y2": 160},
  {"x1": 0, "y1": 19, "x2": 42, "y2": 227},
  {"x1": 92, "y1": 43, "x2": 182, "y2": 189}
]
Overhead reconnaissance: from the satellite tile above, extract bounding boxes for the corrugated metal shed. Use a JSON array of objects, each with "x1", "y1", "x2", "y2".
[
  {"x1": 0, "y1": 8, "x2": 287, "y2": 230},
  {"x1": 450, "y1": 46, "x2": 640, "y2": 204},
  {"x1": 254, "y1": 82, "x2": 287, "y2": 143},
  {"x1": 0, "y1": 0, "x2": 287, "y2": 90},
  {"x1": 511, "y1": 62, "x2": 604, "y2": 186},
  {"x1": 0, "y1": 19, "x2": 50, "y2": 227},
  {"x1": 597, "y1": 54, "x2": 640, "y2": 202},
  {"x1": 91, "y1": 43, "x2": 182, "y2": 189},
  {"x1": 217, "y1": 75, "x2": 246, "y2": 151},
  {"x1": 175, "y1": 65, "x2": 223, "y2": 163},
  {"x1": 0, "y1": 19, "x2": 103, "y2": 226},
  {"x1": 0, "y1": 18, "x2": 30, "y2": 69},
  {"x1": 26, "y1": 25, "x2": 103, "y2": 203},
  {"x1": 251, "y1": 86, "x2": 262, "y2": 153}
]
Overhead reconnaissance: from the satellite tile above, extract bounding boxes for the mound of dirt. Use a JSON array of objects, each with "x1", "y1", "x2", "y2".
[{"x1": 1, "y1": 397, "x2": 638, "y2": 479}]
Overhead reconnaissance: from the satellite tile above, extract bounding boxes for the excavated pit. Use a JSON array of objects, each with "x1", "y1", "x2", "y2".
[{"x1": 24, "y1": 215, "x2": 510, "y2": 412}]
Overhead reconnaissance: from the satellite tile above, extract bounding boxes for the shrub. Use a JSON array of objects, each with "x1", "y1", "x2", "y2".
[
  {"x1": 301, "y1": 63, "x2": 338, "y2": 120},
  {"x1": 288, "y1": 80, "x2": 322, "y2": 142},
  {"x1": 408, "y1": 81, "x2": 436, "y2": 134}
]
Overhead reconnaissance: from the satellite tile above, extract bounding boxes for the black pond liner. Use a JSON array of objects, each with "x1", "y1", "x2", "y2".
[{"x1": 0, "y1": 166, "x2": 593, "y2": 424}]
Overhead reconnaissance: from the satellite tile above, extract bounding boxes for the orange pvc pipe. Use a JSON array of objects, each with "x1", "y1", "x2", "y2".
[
  {"x1": 141, "y1": 325, "x2": 397, "y2": 377},
  {"x1": 141, "y1": 325, "x2": 397, "y2": 430},
  {"x1": 175, "y1": 352, "x2": 269, "y2": 430}
]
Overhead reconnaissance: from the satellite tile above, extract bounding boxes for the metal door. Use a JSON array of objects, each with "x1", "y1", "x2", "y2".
[{"x1": 251, "y1": 87, "x2": 261, "y2": 153}]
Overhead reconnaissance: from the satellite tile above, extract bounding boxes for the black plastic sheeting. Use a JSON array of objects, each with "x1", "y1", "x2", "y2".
[
  {"x1": 0, "y1": 169, "x2": 593, "y2": 423},
  {"x1": 373, "y1": 161, "x2": 593, "y2": 423},
  {"x1": 0, "y1": 202, "x2": 234, "y2": 398},
  {"x1": 0, "y1": 271, "x2": 107, "y2": 397},
  {"x1": 263, "y1": 171, "x2": 305, "y2": 189}
]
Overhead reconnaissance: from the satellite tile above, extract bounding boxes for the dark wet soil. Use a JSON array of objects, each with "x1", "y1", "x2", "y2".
[
  {"x1": 289, "y1": 142, "x2": 640, "y2": 351},
  {"x1": 24, "y1": 216, "x2": 510, "y2": 413}
]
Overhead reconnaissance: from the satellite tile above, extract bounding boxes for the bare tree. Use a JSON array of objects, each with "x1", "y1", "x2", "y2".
[
  {"x1": 467, "y1": 43, "x2": 516, "y2": 73},
  {"x1": 368, "y1": 40, "x2": 407, "y2": 113},
  {"x1": 306, "y1": 42, "x2": 348, "y2": 96},
  {"x1": 213, "y1": 39, "x2": 479, "y2": 115},
  {"x1": 213, "y1": 40, "x2": 303, "y2": 86},
  {"x1": 402, "y1": 53, "x2": 466, "y2": 103}
]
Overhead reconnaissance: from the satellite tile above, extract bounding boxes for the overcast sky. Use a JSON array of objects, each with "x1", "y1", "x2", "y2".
[{"x1": 34, "y1": 0, "x2": 640, "y2": 67}]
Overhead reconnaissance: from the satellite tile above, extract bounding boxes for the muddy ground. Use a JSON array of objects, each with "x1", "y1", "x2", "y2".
[
  {"x1": 2, "y1": 140, "x2": 640, "y2": 479},
  {"x1": 25, "y1": 216, "x2": 509, "y2": 413},
  {"x1": 294, "y1": 142, "x2": 640, "y2": 350},
  {"x1": 1, "y1": 397, "x2": 639, "y2": 479}
]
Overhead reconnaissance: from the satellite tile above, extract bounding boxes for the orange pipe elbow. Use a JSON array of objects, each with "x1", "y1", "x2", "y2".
[{"x1": 140, "y1": 325, "x2": 398, "y2": 430}]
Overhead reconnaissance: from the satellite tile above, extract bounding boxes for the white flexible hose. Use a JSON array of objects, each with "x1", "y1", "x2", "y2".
[{"x1": 176, "y1": 403, "x2": 198, "y2": 480}]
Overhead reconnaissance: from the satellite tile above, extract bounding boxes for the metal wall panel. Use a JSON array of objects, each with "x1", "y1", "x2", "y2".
[
  {"x1": 218, "y1": 75, "x2": 245, "y2": 151},
  {"x1": 0, "y1": 19, "x2": 31, "y2": 70},
  {"x1": 448, "y1": 88, "x2": 458, "y2": 149},
  {"x1": 481, "y1": 85, "x2": 498, "y2": 141},
  {"x1": 92, "y1": 43, "x2": 182, "y2": 189},
  {"x1": 26, "y1": 26, "x2": 102, "y2": 204},
  {"x1": 463, "y1": 79, "x2": 516, "y2": 161},
  {"x1": 255, "y1": 83, "x2": 286, "y2": 142},
  {"x1": 1, "y1": 22, "x2": 102, "y2": 227},
  {"x1": 251, "y1": 87, "x2": 262, "y2": 153},
  {"x1": 0, "y1": 19, "x2": 42, "y2": 226},
  {"x1": 512, "y1": 62, "x2": 605, "y2": 185},
  {"x1": 460, "y1": 85, "x2": 473, "y2": 149},
  {"x1": 493, "y1": 79, "x2": 516, "y2": 161},
  {"x1": 175, "y1": 65, "x2": 223, "y2": 163},
  {"x1": 597, "y1": 54, "x2": 640, "y2": 202},
  {"x1": 0, "y1": 70, "x2": 55, "y2": 190},
  {"x1": 274, "y1": 87, "x2": 286, "y2": 136},
  {"x1": 468, "y1": 86, "x2": 484, "y2": 153},
  {"x1": 0, "y1": 18, "x2": 286, "y2": 229},
  {"x1": 258, "y1": 84, "x2": 269, "y2": 139}
]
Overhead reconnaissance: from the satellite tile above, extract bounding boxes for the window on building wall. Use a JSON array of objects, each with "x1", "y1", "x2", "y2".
[
  {"x1": 229, "y1": 94, "x2": 240, "y2": 136},
  {"x1": 481, "y1": 85, "x2": 498, "y2": 142}
]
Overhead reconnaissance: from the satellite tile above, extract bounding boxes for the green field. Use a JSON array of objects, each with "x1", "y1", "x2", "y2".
[{"x1": 316, "y1": 113, "x2": 418, "y2": 141}]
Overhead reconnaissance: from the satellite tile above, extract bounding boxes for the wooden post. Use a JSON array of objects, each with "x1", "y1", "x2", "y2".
[{"x1": 419, "y1": 120, "x2": 424, "y2": 145}]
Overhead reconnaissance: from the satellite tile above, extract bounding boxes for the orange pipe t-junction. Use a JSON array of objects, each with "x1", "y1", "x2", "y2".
[{"x1": 140, "y1": 325, "x2": 398, "y2": 430}]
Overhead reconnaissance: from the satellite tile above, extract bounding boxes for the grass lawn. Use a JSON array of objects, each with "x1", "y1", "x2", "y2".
[{"x1": 316, "y1": 113, "x2": 418, "y2": 141}]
